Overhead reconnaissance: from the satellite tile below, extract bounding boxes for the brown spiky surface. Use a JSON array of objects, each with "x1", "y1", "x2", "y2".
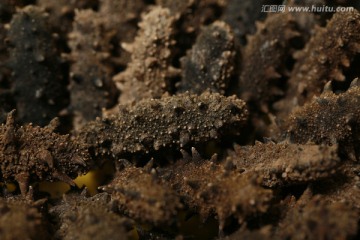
[
  {"x1": 227, "y1": 141, "x2": 340, "y2": 187},
  {"x1": 98, "y1": 0, "x2": 146, "y2": 67},
  {"x1": 1, "y1": 0, "x2": 360, "y2": 239},
  {"x1": 177, "y1": 21, "x2": 236, "y2": 95},
  {"x1": 68, "y1": 9, "x2": 118, "y2": 130},
  {"x1": 113, "y1": 6, "x2": 179, "y2": 106},
  {"x1": 275, "y1": 195, "x2": 359, "y2": 240},
  {"x1": 238, "y1": 12, "x2": 300, "y2": 110},
  {"x1": 0, "y1": 111, "x2": 91, "y2": 195},
  {"x1": 158, "y1": 148, "x2": 273, "y2": 230},
  {"x1": 78, "y1": 92, "x2": 248, "y2": 160},
  {"x1": 102, "y1": 162, "x2": 182, "y2": 226},
  {"x1": 0, "y1": 195, "x2": 50, "y2": 240},
  {"x1": 284, "y1": 79, "x2": 360, "y2": 160},
  {"x1": 275, "y1": 10, "x2": 360, "y2": 118},
  {"x1": 7, "y1": 6, "x2": 68, "y2": 126},
  {"x1": 50, "y1": 192, "x2": 132, "y2": 240}
]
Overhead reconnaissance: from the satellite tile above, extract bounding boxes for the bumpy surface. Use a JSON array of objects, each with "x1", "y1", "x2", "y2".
[
  {"x1": 102, "y1": 161, "x2": 182, "y2": 226},
  {"x1": 68, "y1": 9, "x2": 118, "y2": 130},
  {"x1": 78, "y1": 92, "x2": 248, "y2": 160},
  {"x1": 177, "y1": 21, "x2": 236, "y2": 94},
  {"x1": 1, "y1": 1, "x2": 360, "y2": 239},
  {"x1": 227, "y1": 141, "x2": 340, "y2": 187},
  {"x1": 238, "y1": 12, "x2": 299, "y2": 111},
  {"x1": 284, "y1": 79, "x2": 360, "y2": 160},
  {"x1": 0, "y1": 195, "x2": 50, "y2": 240},
  {"x1": 158, "y1": 148, "x2": 273, "y2": 230},
  {"x1": 7, "y1": 6, "x2": 68, "y2": 126},
  {"x1": 276, "y1": 196, "x2": 359, "y2": 240},
  {"x1": 0, "y1": 111, "x2": 90, "y2": 195},
  {"x1": 275, "y1": 11, "x2": 360, "y2": 118},
  {"x1": 113, "y1": 6, "x2": 179, "y2": 106},
  {"x1": 50, "y1": 192, "x2": 132, "y2": 240}
]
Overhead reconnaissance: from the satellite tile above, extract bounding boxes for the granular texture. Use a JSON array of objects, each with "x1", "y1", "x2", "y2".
[
  {"x1": 68, "y1": 9, "x2": 118, "y2": 130},
  {"x1": 50, "y1": 192, "x2": 132, "y2": 240},
  {"x1": 177, "y1": 21, "x2": 236, "y2": 95},
  {"x1": 0, "y1": 111, "x2": 91, "y2": 195},
  {"x1": 227, "y1": 141, "x2": 340, "y2": 187},
  {"x1": 284, "y1": 79, "x2": 360, "y2": 160},
  {"x1": 102, "y1": 160, "x2": 182, "y2": 226},
  {"x1": 7, "y1": 6, "x2": 68, "y2": 126},
  {"x1": 78, "y1": 92, "x2": 248, "y2": 160}
]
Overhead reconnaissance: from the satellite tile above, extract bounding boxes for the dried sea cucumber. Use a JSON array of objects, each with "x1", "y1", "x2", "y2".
[
  {"x1": 238, "y1": 12, "x2": 300, "y2": 112},
  {"x1": 98, "y1": 0, "x2": 146, "y2": 67},
  {"x1": 68, "y1": 9, "x2": 118, "y2": 130},
  {"x1": 157, "y1": 148, "x2": 273, "y2": 231},
  {"x1": 284, "y1": 79, "x2": 360, "y2": 160},
  {"x1": 113, "y1": 6, "x2": 179, "y2": 106},
  {"x1": 177, "y1": 21, "x2": 236, "y2": 95},
  {"x1": 7, "y1": 6, "x2": 68, "y2": 126},
  {"x1": 274, "y1": 10, "x2": 360, "y2": 118},
  {"x1": 101, "y1": 160, "x2": 182, "y2": 226},
  {"x1": 0, "y1": 111, "x2": 91, "y2": 195},
  {"x1": 78, "y1": 92, "x2": 248, "y2": 160},
  {"x1": 276, "y1": 196, "x2": 359, "y2": 240},
  {"x1": 50, "y1": 192, "x2": 133, "y2": 240},
  {"x1": 0, "y1": 195, "x2": 50, "y2": 240},
  {"x1": 226, "y1": 141, "x2": 340, "y2": 188}
]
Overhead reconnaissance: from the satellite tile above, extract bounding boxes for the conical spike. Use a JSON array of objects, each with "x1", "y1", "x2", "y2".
[
  {"x1": 15, "y1": 172, "x2": 29, "y2": 196},
  {"x1": 191, "y1": 147, "x2": 202, "y2": 162},
  {"x1": 38, "y1": 149, "x2": 54, "y2": 168},
  {"x1": 349, "y1": 78, "x2": 359, "y2": 88},
  {"x1": 180, "y1": 149, "x2": 191, "y2": 162},
  {"x1": 323, "y1": 81, "x2": 333, "y2": 93},
  {"x1": 210, "y1": 153, "x2": 218, "y2": 163},
  {"x1": 53, "y1": 171, "x2": 75, "y2": 186},
  {"x1": 144, "y1": 158, "x2": 154, "y2": 173},
  {"x1": 46, "y1": 117, "x2": 60, "y2": 132}
]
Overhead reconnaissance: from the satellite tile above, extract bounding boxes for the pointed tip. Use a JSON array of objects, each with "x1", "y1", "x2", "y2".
[
  {"x1": 323, "y1": 81, "x2": 333, "y2": 93},
  {"x1": 349, "y1": 78, "x2": 359, "y2": 89},
  {"x1": 53, "y1": 171, "x2": 75, "y2": 186},
  {"x1": 191, "y1": 147, "x2": 202, "y2": 162},
  {"x1": 144, "y1": 158, "x2": 155, "y2": 172},
  {"x1": 46, "y1": 117, "x2": 60, "y2": 132},
  {"x1": 210, "y1": 153, "x2": 218, "y2": 163},
  {"x1": 180, "y1": 149, "x2": 191, "y2": 161},
  {"x1": 80, "y1": 187, "x2": 90, "y2": 197},
  {"x1": 6, "y1": 109, "x2": 16, "y2": 126}
]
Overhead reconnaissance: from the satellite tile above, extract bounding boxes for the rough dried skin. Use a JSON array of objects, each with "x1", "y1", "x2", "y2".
[
  {"x1": 276, "y1": 196, "x2": 359, "y2": 240},
  {"x1": 0, "y1": 111, "x2": 91, "y2": 195},
  {"x1": 158, "y1": 148, "x2": 273, "y2": 230},
  {"x1": 275, "y1": 11, "x2": 360, "y2": 118},
  {"x1": 37, "y1": 0, "x2": 98, "y2": 36},
  {"x1": 311, "y1": 162, "x2": 360, "y2": 211},
  {"x1": 113, "y1": 6, "x2": 179, "y2": 106},
  {"x1": 78, "y1": 92, "x2": 248, "y2": 160},
  {"x1": 284, "y1": 79, "x2": 360, "y2": 160},
  {"x1": 226, "y1": 141, "x2": 340, "y2": 187},
  {"x1": 50, "y1": 192, "x2": 132, "y2": 240},
  {"x1": 7, "y1": 6, "x2": 68, "y2": 126},
  {"x1": 68, "y1": 9, "x2": 118, "y2": 130},
  {"x1": 0, "y1": 196, "x2": 50, "y2": 240},
  {"x1": 98, "y1": 0, "x2": 145, "y2": 66},
  {"x1": 177, "y1": 21, "x2": 236, "y2": 95},
  {"x1": 238, "y1": 12, "x2": 300, "y2": 111},
  {"x1": 102, "y1": 162, "x2": 182, "y2": 226}
]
